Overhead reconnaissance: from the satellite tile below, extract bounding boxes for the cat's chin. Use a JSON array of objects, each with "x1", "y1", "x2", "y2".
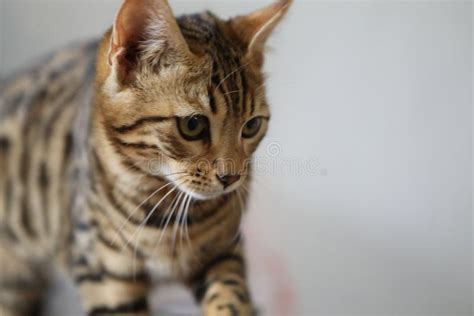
[
  {"x1": 179, "y1": 184, "x2": 241, "y2": 201},
  {"x1": 184, "y1": 190, "x2": 224, "y2": 201}
]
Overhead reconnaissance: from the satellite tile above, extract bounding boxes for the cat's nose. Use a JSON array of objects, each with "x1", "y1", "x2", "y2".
[{"x1": 217, "y1": 174, "x2": 241, "y2": 188}]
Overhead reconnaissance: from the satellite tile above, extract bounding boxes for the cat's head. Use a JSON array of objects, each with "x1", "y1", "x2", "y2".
[{"x1": 94, "y1": 0, "x2": 291, "y2": 200}]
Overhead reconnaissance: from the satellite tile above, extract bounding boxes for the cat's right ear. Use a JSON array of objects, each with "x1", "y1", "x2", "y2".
[
  {"x1": 108, "y1": 0, "x2": 193, "y2": 86},
  {"x1": 108, "y1": 0, "x2": 150, "y2": 85},
  {"x1": 230, "y1": 0, "x2": 292, "y2": 66}
]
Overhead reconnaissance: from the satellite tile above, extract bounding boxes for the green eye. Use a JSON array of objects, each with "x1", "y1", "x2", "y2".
[
  {"x1": 242, "y1": 117, "x2": 262, "y2": 139},
  {"x1": 177, "y1": 115, "x2": 209, "y2": 141}
]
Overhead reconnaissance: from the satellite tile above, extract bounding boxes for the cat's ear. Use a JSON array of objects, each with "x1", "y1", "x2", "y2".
[
  {"x1": 230, "y1": 0, "x2": 292, "y2": 64},
  {"x1": 108, "y1": 0, "x2": 193, "y2": 85}
]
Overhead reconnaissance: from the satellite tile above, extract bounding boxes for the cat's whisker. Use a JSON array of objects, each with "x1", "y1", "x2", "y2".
[
  {"x1": 179, "y1": 194, "x2": 194, "y2": 255},
  {"x1": 111, "y1": 182, "x2": 172, "y2": 247},
  {"x1": 132, "y1": 189, "x2": 182, "y2": 279},
  {"x1": 153, "y1": 189, "x2": 186, "y2": 253},
  {"x1": 177, "y1": 194, "x2": 188, "y2": 253},
  {"x1": 175, "y1": 194, "x2": 187, "y2": 254},
  {"x1": 256, "y1": 82, "x2": 267, "y2": 91},
  {"x1": 158, "y1": 171, "x2": 189, "y2": 179},
  {"x1": 151, "y1": 190, "x2": 183, "y2": 255},
  {"x1": 242, "y1": 186, "x2": 251, "y2": 207},
  {"x1": 121, "y1": 178, "x2": 187, "y2": 254},
  {"x1": 236, "y1": 188, "x2": 246, "y2": 210},
  {"x1": 223, "y1": 89, "x2": 243, "y2": 96},
  {"x1": 180, "y1": 193, "x2": 196, "y2": 257},
  {"x1": 171, "y1": 192, "x2": 186, "y2": 252},
  {"x1": 240, "y1": 184, "x2": 251, "y2": 197},
  {"x1": 111, "y1": 175, "x2": 187, "y2": 247},
  {"x1": 215, "y1": 59, "x2": 253, "y2": 91},
  {"x1": 232, "y1": 189, "x2": 246, "y2": 244},
  {"x1": 121, "y1": 160, "x2": 187, "y2": 182},
  {"x1": 171, "y1": 192, "x2": 188, "y2": 253}
]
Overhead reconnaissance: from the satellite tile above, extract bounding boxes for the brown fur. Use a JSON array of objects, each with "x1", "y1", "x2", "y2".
[{"x1": 0, "y1": 1, "x2": 291, "y2": 315}]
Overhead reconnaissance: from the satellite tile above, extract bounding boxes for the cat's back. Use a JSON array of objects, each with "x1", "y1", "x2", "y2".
[
  {"x1": 0, "y1": 40, "x2": 98, "y2": 257},
  {"x1": 0, "y1": 40, "x2": 98, "y2": 121}
]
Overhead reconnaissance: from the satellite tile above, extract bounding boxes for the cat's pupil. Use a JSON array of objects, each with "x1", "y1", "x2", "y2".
[{"x1": 188, "y1": 117, "x2": 199, "y2": 130}]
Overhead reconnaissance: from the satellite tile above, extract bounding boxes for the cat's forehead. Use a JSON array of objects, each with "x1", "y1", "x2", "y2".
[
  {"x1": 130, "y1": 13, "x2": 267, "y2": 117},
  {"x1": 177, "y1": 12, "x2": 247, "y2": 73},
  {"x1": 177, "y1": 13, "x2": 238, "y2": 50},
  {"x1": 176, "y1": 13, "x2": 266, "y2": 115}
]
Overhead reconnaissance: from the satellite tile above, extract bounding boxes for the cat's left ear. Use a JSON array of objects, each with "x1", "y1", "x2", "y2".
[
  {"x1": 229, "y1": 0, "x2": 292, "y2": 63},
  {"x1": 107, "y1": 0, "x2": 195, "y2": 85}
]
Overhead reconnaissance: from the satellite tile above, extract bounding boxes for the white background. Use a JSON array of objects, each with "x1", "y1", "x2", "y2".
[{"x1": 1, "y1": 1, "x2": 472, "y2": 315}]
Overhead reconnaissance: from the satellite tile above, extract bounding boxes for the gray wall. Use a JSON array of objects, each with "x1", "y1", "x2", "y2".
[{"x1": 1, "y1": 1, "x2": 472, "y2": 315}]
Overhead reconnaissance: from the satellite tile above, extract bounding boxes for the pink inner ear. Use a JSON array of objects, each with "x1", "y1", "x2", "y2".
[
  {"x1": 111, "y1": 0, "x2": 150, "y2": 55},
  {"x1": 107, "y1": 0, "x2": 199, "y2": 83},
  {"x1": 231, "y1": 0, "x2": 292, "y2": 53},
  {"x1": 108, "y1": 0, "x2": 159, "y2": 83}
]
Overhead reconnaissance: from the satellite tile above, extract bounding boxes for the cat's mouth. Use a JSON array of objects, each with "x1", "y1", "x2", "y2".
[
  {"x1": 174, "y1": 180, "x2": 241, "y2": 201},
  {"x1": 163, "y1": 169, "x2": 244, "y2": 201},
  {"x1": 186, "y1": 190, "x2": 223, "y2": 201}
]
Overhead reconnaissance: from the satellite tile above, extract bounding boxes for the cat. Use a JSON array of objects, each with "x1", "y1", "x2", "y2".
[{"x1": 0, "y1": 0, "x2": 291, "y2": 315}]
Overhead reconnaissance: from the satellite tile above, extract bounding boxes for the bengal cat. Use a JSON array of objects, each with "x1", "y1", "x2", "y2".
[{"x1": 0, "y1": 0, "x2": 291, "y2": 315}]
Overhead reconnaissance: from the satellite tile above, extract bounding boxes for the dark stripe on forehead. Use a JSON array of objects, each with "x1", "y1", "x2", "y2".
[
  {"x1": 178, "y1": 13, "x2": 246, "y2": 116},
  {"x1": 178, "y1": 12, "x2": 216, "y2": 41},
  {"x1": 211, "y1": 67, "x2": 231, "y2": 113},
  {"x1": 229, "y1": 58, "x2": 244, "y2": 114},
  {"x1": 240, "y1": 69, "x2": 249, "y2": 116}
]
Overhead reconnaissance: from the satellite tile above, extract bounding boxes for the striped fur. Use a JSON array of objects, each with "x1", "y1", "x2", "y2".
[{"x1": 0, "y1": 1, "x2": 291, "y2": 315}]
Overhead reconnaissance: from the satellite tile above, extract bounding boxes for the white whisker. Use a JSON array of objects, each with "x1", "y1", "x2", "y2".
[
  {"x1": 215, "y1": 59, "x2": 253, "y2": 91},
  {"x1": 133, "y1": 192, "x2": 171, "y2": 279},
  {"x1": 111, "y1": 180, "x2": 175, "y2": 247},
  {"x1": 223, "y1": 89, "x2": 243, "y2": 96},
  {"x1": 183, "y1": 195, "x2": 196, "y2": 256},
  {"x1": 232, "y1": 189, "x2": 246, "y2": 244},
  {"x1": 153, "y1": 191, "x2": 184, "y2": 252},
  {"x1": 177, "y1": 194, "x2": 189, "y2": 252},
  {"x1": 122, "y1": 178, "x2": 187, "y2": 253},
  {"x1": 171, "y1": 192, "x2": 188, "y2": 253}
]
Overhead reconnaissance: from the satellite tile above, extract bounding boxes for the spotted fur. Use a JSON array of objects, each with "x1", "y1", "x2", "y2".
[{"x1": 0, "y1": 1, "x2": 291, "y2": 315}]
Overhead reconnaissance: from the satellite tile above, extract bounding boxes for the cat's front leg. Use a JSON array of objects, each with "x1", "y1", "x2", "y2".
[
  {"x1": 74, "y1": 258, "x2": 152, "y2": 316},
  {"x1": 192, "y1": 251, "x2": 254, "y2": 316},
  {"x1": 74, "y1": 260, "x2": 151, "y2": 316},
  {"x1": 72, "y1": 235, "x2": 152, "y2": 316}
]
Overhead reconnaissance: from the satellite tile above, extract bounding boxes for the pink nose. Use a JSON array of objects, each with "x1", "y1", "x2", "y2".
[{"x1": 217, "y1": 174, "x2": 241, "y2": 188}]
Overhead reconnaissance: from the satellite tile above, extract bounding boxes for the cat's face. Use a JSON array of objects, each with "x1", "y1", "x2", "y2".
[
  {"x1": 95, "y1": 0, "x2": 291, "y2": 200},
  {"x1": 100, "y1": 56, "x2": 269, "y2": 200}
]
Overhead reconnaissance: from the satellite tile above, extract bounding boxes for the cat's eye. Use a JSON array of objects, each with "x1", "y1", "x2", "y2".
[
  {"x1": 177, "y1": 115, "x2": 209, "y2": 141},
  {"x1": 242, "y1": 117, "x2": 263, "y2": 139}
]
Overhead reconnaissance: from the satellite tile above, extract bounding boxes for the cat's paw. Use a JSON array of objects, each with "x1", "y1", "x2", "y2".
[
  {"x1": 202, "y1": 283, "x2": 253, "y2": 316},
  {"x1": 204, "y1": 303, "x2": 252, "y2": 316}
]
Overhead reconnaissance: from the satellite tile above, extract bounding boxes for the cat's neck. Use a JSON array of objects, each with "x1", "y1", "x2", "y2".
[{"x1": 87, "y1": 128, "x2": 227, "y2": 226}]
